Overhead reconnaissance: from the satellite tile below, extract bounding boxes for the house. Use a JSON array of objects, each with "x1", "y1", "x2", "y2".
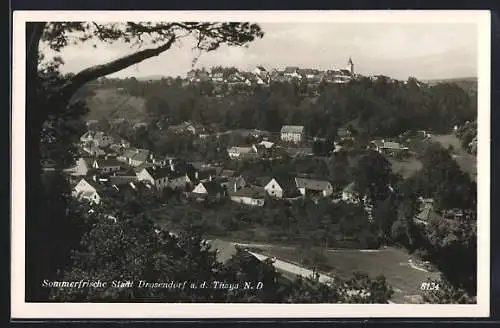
[
  {"x1": 342, "y1": 182, "x2": 360, "y2": 204},
  {"x1": 82, "y1": 144, "x2": 106, "y2": 157},
  {"x1": 258, "y1": 140, "x2": 275, "y2": 149},
  {"x1": 117, "y1": 148, "x2": 150, "y2": 167},
  {"x1": 414, "y1": 198, "x2": 435, "y2": 226},
  {"x1": 136, "y1": 166, "x2": 171, "y2": 190},
  {"x1": 295, "y1": 177, "x2": 333, "y2": 197},
  {"x1": 133, "y1": 122, "x2": 148, "y2": 130},
  {"x1": 337, "y1": 127, "x2": 353, "y2": 140},
  {"x1": 191, "y1": 181, "x2": 226, "y2": 200},
  {"x1": 280, "y1": 125, "x2": 305, "y2": 143},
  {"x1": 168, "y1": 171, "x2": 191, "y2": 190},
  {"x1": 72, "y1": 177, "x2": 105, "y2": 204},
  {"x1": 219, "y1": 175, "x2": 246, "y2": 194},
  {"x1": 151, "y1": 155, "x2": 176, "y2": 168},
  {"x1": 220, "y1": 169, "x2": 236, "y2": 178},
  {"x1": 227, "y1": 146, "x2": 258, "y2": 160},
  {"x1": 264, "y1": 176, "x2": 300, "y2": 199},
  {"x1": 72, "y1": 157, "x2": 93, "y2": 176},
  {"x1": 283, "y1": 66, "x2": 301, "y2": 78},
  {"x1": 92, "y1": 158, "x2": 122, "y2": 174},
  {"x1": 370, "y1": 140, "x2": 409, "y2": 156},
  {"x1": 253, "y1": 65, "x2": 267, "y2": 76},
  {"x1": 299, "y1": 68, "x2": 321, "y2": 80},
  {"x1": 136, "y1": 166, "x2": 189, "y2": 191},
  {"x1": 210, "y1": 72, "x2": 224, "y2": 83},
  {"x1": 168, "y1": 122, "x2": 196, "y2": 135},
  {"x1": 230, "y1": 186, "x2": 267, "y2": 206}
]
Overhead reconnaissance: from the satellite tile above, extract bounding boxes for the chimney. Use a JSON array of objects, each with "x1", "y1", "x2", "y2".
[
  {"x1": 209, "y1": 175, "x2": 212, "y2": 182},
  {"x1": 195, "y1": 171, "x2": 199, "y2": 180},
  {"x1": 234, "y1": 182, "x2": 237, "y2": 193},
  {"x1": 92, "y1": 175, "x2": 97, "y2": 182},
  {"x1": 170, "y1": 162, "x2": 175, "y2": 172}
]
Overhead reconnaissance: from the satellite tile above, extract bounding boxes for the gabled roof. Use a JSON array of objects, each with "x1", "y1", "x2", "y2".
[
  {"x1": 284, "y1": 66, "x2": 300, "y2": 73},
  {"x1": 94, "y1": 158, "x2": 122, "y2": 168},
  {"x1": 272, "y1": 174, "x2": 300, "y2": 196},
  {"x1": 121, "y1": 148, "x2": 150, "y2": 162},
  {"x1": 256, "y1": 65, "x2": 267, "y2": 72},
  {"x1": 295, "y1": 177, "x2": 332, "y2": 191},
  {"x1": 145, "y1": 166, "x2": 173, "y2": 180},
  {"x1": 280, "y1": 125, "x2": 304, "y2": 134},
  {"x1": 108, "y1": 175, "x2": 138, "y2": 186},
  {"x1": 372, "y1": 140, "x2": 408, "y2": 150},
  {"x1": 197, "y1": 181, "x2": 223, "y2": 195}
]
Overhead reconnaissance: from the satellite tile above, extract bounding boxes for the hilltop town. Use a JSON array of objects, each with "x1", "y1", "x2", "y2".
[{"x1": 35, "y1": 54, "x2": 477, "y2": 304}]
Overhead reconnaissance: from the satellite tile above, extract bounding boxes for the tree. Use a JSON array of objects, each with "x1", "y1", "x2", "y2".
[
  {"x1": 26, "y1": 21, "x2": 264, "y2": 301},
  {"x1": 353, "y1": 151, "x2": 393, "y2": 205}
]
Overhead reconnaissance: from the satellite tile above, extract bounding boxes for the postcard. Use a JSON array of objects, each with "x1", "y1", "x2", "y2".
[{"x1": 11, "y1": 10, "x2": 490, "y2": 319}]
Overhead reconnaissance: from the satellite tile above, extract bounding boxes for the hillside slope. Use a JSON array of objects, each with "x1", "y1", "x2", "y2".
[{"x1": 84, "y1": 88, "x2": 147, "y2": 122}]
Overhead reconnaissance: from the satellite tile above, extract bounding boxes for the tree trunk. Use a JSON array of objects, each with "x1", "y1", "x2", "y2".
[{"x1": 25, "y1": 22, "x2": 48, "y2": 301}]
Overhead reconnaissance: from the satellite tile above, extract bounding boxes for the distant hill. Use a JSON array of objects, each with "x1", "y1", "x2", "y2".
[
  {"x1": 424, "y1": 77, "x2": 477, "y2": 94},
  {"x1": 136, "y1": 75, "x2": 167, "y2": 81},
  {"x1": 84, "y1": 88, "x2": 147, "y2": 122}
]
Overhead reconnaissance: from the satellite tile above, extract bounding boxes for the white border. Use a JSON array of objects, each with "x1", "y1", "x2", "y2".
[{"x1": 11, "y1": 10, "x2": 491, "y2": 319}]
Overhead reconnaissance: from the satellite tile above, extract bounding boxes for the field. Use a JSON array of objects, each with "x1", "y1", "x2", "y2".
[
  {"x1": 84, "y1": 88, "x2": 147, "y2": 122},
  {"x1": 424, "y1": 77, "x2": 477, "y2": 94},
  {"x1": 251, "y1": 244, "x2": 441, "y2": 304},
  {"x1": 431, "y1": 134, "x2": 477, "y2": 181}
]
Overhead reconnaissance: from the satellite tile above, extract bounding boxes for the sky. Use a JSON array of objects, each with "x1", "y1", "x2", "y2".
[{"x1": 47, "y1": 22, "x2": 478, "y2": 81}]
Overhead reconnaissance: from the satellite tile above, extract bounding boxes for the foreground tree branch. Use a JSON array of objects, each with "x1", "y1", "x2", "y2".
[{"x1": 55, "y1": 35, "x2": 176, "y2": 103}]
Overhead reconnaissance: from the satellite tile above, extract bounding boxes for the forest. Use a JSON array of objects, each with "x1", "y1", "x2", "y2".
[{"x1": 86, "y1": 74, "x2": 477, "y2": 141}]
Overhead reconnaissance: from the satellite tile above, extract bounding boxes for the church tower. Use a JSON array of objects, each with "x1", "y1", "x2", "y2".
[{"x1": 347, "y1": 57, "x2": 354, "y2": 75}]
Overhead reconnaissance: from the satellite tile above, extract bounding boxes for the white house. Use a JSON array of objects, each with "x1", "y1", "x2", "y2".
[
  {"x1": 280, "y1": 125, "x2": 305, "y2": 143},
  {"x1": 253, "y1": 65, "x2": 267, "y2": 76},
  {"x1": 264, "y1": 176, "x2": 299, "y2": 199},
  {"x1": 136, "y1": 166, "x2": 171, "y2": 190},
  {"x1": 370, "y1": 140, "x2": 409, "y2": 156},
  {"x1": 342, "y1": 182, "x2": 360, "y2": 203},
  {"x1": 92, "y1": 158, "x2": 122, "y2": 174},
  {"x1": 230, "y1": 186, "x2": 266, "y2": 207},
  {"x1": 295, "y1": 177, "x2": 333, "y2": 197},
  {"x1": 80, "y1": 131, "x2": 114, "y2": 148},
  {"x1": 264, "y1": 178, "x2": 283, "y2": 198},
  {"x1": 82, "y1": 144, "x2": 106, "y2": 157},
  {"x1": 283, "y1": 66, "x2": 301, "y2": 79},
  {"x1": 71, "y1": 157, "x2": 93, "y2": 176},
  {"x1": 117, "y1": 148, "x2": 150, "y2": 167},
  {"x1": 72, "y1": 177, "x2": 103, "y2": 205},
  {"x1": 192, "y1": 181, "x2": 225, "y2": 199},
  {"x1": 227, "y1": 146, "x2": 258, "y2": 160}
]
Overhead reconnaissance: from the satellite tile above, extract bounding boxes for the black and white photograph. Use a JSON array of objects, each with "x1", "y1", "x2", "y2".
[{"x1": 12, "y1": 10, "x2": 490, "y2": 318}]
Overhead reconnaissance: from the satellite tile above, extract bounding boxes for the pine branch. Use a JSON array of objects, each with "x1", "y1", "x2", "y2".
[{"x1": 55, "y1": 35, "x2": 177, "y2": 104}]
